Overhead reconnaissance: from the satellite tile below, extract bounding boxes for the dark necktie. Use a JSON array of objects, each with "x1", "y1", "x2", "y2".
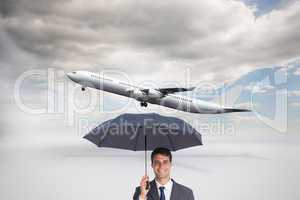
[{"x1": 159, "y1": 186, "x2": 166, "y2": 200}]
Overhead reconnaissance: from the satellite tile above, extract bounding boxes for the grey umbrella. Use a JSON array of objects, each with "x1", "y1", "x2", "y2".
[{"x1": 83, "y1": 113, "x2": 202, "y2": 187}]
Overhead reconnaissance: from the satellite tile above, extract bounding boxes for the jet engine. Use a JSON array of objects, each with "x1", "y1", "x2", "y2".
[
  {"x1": 146, "y1": 89, "x2": 163, "y2": 99},
  {"x1": 126, "y1": 89, "x2": 148, "y2": 101}
]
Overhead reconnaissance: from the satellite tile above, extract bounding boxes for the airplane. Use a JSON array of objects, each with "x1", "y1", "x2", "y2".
[{"x1": 66, "y1": 71, "x2": 251, "y2": 114}]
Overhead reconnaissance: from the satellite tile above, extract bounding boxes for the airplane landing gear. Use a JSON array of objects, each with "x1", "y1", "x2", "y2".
[{"x1": 140, "y1": 102, "x2": 148, "y2": 107}]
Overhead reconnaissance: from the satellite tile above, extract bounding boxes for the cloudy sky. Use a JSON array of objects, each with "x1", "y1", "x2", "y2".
[{"x1": 0, "y1": 0, "x2": 300, "y2": 199}]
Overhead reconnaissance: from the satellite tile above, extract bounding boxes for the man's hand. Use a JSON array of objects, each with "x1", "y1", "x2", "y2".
[{"x1": 139, "y1": 175, "x2": 150, "y2": 200}]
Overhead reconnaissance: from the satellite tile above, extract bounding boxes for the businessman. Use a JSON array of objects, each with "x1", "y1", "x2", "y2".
[{"x1": 133, "y1": 147, "x2": 194, "y2": 200}]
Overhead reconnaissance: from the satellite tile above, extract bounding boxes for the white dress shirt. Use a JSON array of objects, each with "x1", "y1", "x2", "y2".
[
  {"x1": 139, "y1": 178, "x2": 173, "y2": 200},
  {"x1": 155, "y1": 178, "x2": 173, "y2": 200}
]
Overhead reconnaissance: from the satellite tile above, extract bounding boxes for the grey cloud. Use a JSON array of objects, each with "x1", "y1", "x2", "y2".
[
  {"x1": 0, "y1": 1, "x2": 249, "y2": 60},
  {"x1": 0, "y1": 0, "x2": 299, "y2": 93},
  {"x1": 0, "y1": 0, "x2": 66, "y2": 17}
]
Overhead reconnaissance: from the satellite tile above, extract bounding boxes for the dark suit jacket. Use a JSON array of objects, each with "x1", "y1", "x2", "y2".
[{"x1": 133, "y1": 179, "x2": 194, "y2": 200}]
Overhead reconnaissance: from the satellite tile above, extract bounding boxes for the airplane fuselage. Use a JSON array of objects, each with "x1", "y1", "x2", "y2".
[{"x1": 67, "y1": 71, "x2": 249, "y2": 114}]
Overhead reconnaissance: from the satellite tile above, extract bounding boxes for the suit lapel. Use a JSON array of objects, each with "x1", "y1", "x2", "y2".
[
  {"x1": 148, "y1": 178, "x2": 180, "y2": 200},
  {"x1": 148, "y1": 180, "x2": 159, "y2": 200},
  {"x1": 170, "y1": 179, "x2": 180, "y2": 200}
]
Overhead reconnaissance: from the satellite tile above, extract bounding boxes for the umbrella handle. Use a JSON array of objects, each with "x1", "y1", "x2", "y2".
[{"x1": 146, "y1": 180, "x2": 150, "y2": 190}]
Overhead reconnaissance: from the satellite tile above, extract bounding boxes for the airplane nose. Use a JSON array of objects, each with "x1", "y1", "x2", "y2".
[
  {"x1": 66, "y1": 72, "x2": 71, "y2": 78},
  {"x1": 66, "y1": 72, "x2": 74, "y2": 81}
]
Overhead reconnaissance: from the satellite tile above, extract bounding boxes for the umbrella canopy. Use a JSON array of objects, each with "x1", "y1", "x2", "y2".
[
  {"x1": 84, "y1": 113, "x2": 202, "y2": 151},
  {"x1": 84, "y1": 113, "x2": 202, "y2": 185}
]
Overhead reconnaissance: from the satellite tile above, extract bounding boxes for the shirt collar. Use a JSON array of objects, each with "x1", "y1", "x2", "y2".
[{"x1": 155, "y1": 178, "x2": 173, "y2": 192}]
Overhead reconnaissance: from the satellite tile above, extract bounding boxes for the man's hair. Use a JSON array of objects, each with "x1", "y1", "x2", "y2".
[{"x1": 151, "y1": 147, "x2": 172, "y2": 163}]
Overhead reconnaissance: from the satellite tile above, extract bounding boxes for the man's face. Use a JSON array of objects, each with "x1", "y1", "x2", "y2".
[{"x1": 151, "y1": 154, "x2": 172, "y2": 179}]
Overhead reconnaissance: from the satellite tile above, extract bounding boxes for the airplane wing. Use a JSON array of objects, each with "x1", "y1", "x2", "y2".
[
  {"x1": 156, "y1": 87, "x2": 195, "y2": 95},
  {"x1": 222, "y1": 108, "x2": 251, "y2": 113}
]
